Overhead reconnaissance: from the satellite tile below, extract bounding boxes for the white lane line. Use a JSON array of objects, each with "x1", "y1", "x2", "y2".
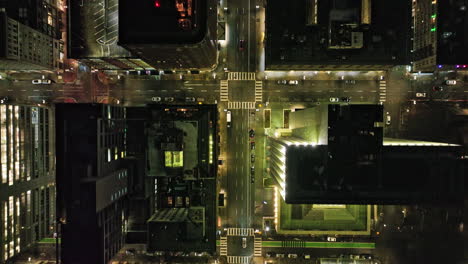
[
  {"x1": 33, "y1": 90, "x2": 39, "y2": 92},
  {"x1": 201, "y1": 90, "x2": 207, "y2": 92},
  {"x1": 357, "y1": 90, "x2": 363, "y2": 92},
  {"x1": 371, "y1": 90, "x2": 377, "y2": 92},
  {"x1": 185, "y1": 83, "x2": 203, "y2": 86}
]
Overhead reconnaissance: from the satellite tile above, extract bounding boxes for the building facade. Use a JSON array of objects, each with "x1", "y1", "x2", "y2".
[
  {"x1": 55, "y1": 104, "x2": 128, "y2": 264},
  {"x1": 412, "y1": 0, "x2": 468, "y2": 71},
  {"x1": 0, "y1": 104, "x2": 55, "y2": 263},
  {"x1": 0, "y1": 0, "x2": 64, "y2": 70}
]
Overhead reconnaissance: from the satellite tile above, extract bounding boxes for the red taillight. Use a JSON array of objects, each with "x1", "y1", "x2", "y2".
[{"x1": 154, "y1": 0, "x2": 161, "y2": 7}]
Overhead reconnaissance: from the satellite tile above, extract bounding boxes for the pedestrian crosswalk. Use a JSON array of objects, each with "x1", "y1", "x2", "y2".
[
  {"x1": 228, "y1": 72, "x2": 256, "y2": 81},
  {"x1": 227, "y1": 227, "x2": 254, "y2": 236},
  {"x1": 227, "y1": 256, "x2": 250, "y2": 264},
  {"x1": 227, "y1": 102, "x2": 256, "y2": 110},
  {"x1": 254, "y1": 237, "x2": 262, "y2": 256},
  {"x1": 220, "y1": 236, "x2": 228, "y2": 256},
  {"x1": 255, "y1": 81, "x2": 262, "y2": 102},
  {"x1": 281, "y1": 240, "x2": 306, "y2": 248},
  {"x1": 220, "y1": 80, "x2": 229, "y2": 101},
  {"x1": 379, "y1": 80, "x2": 386, "y2": 103}
]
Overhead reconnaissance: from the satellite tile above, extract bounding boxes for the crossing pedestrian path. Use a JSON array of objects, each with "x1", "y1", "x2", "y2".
[
  {"x1": 220, "y1": 80, "x2": 229, "y2": 101},
  {"x1": 379, "y1": 80, "x2": 386, "y2": 103},
  {"x1": 227, "y1": 256, "x2": 250, "y2": 264},
  {"x1": 220, "y1": 236, "x2": 228, "y2": 256},
  {"x1": 228, "y1": 72, "x2": 256, "y2": 81},
  {"x1": 227, "y1": 102, "x2": 256, "y2": 109},
  {"x1": 255, "y1": 81, "x2": 262, "y2": 102},
  {"x1": 226, "y1": 228, "x2": 254, "y2": 236},
  {"x1": 254, "y1": 237, "x2": 262, "y2": 256}
]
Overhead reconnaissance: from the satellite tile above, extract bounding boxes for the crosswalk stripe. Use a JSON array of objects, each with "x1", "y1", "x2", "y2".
[
  {"x1": 255, "y1": 81, "x2": 262, "y2": 102},
  {"x1": 228, "y1": 72, "x2": 256, "y2": 80},
  {"x1": 254, "y1": 237, "x2": 262, "y2": 256},
  {"x1": 220, "y1": 80, "x2": 229, "y2": 101},
  {"x1": 228, "y1": 102, "x2": 256, "y2": 109},
  {"x1": 227, "y1": 256, "x2": 250, "y2": 264},
  {"x1": 226, "y1": 228, "x2": 254, "y2": 236}
]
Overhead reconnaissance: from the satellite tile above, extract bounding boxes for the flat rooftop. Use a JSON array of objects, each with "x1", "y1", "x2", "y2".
[
  {"x1": 119, "y1": 0, "x2": 207, "y2": 44},
  {"x1": 265, "y1": 0, "x2": 411, "y2": 69},
  {"x1": 436, "y1": 0, "x2": 468, "y2": 65},
  {"x1": 284, "y1": 143, "x2": 464, "y2": 205}
]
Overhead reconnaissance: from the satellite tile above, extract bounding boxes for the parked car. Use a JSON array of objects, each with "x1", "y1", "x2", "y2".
[
  {"x1": 277, "y1": 80, "x2": 287, "y2": 85},
  {"x1": 340, "y1": 97, "x2": 351, "y2": 102},
  {"x1": 164, "y1": 97, "x2": 174, "y2": 102},
  {"x1": 32, "y1": 79, "x2": 42, "y2": 84},
  {"x1": 251, "y1": 176, "x2": 255, "y2": 183},
  {"x1": 345, "y1": 80, "x2": 356, "y2": 84},
  {"x1": 327, "y1": 236, "x2": 337, "y2": 242},
  {"x1": 250, "y1": 142, "x2": 255, "y2": 150},
  {"x1": 329, "y1": 97, "x2": 339, "y2": 102},
  {"x1": 386, "y1": 112, "x2": 391, "y2": 125},
  {"x1": 239, "y1": 40, "x2": 245, "y2": 51},
  {"x1": 249, "y1": 129, "x2": 255, "y2": 138},
  {"x1": 277, "y1": 254, "x2": 285, "y2": 258},
  {"x1": 288, "y1": 80, "x2": 299, "y2": 85},
  {"x1": 250, "y1": 166, "x2": 255, "y2": 175},
  {"x1": 266, "y1": 252, "x2": 276, "y2": 258},
  {"x1": 433, "y1": 86, "x2": 443, "y2": 91},
  {"x1": 251, "y1": 153, "x2": 255, "y2": 163},
  {"x1": 152, "y1": 97, "x2": 161, "y2": 102},
  {"x1": 288, "y1": 254, "x2": 298, "y2": 258},
  {"x1": 41, "y1": 79, "x2": 52, "y2": 84},
  {"x1": 445, "y1": 80, "x2": 457, "y2": 85},
  {"x1": 304, "y1": 254, "x2": 311, "y2": 259},
  {"x1": 416, "y1": 93, "x2": 426, "y2": 97},
  {"x1": 242, "y1": 237, "x2": 247, "y2": 248},
  {"x1": 185, "y1": 97, "x2": 195, "y2": 102}
]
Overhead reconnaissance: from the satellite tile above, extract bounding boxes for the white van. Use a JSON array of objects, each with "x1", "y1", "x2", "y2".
[{"x1": 227, "y1": 111, "x2": 232, "y2": 128}]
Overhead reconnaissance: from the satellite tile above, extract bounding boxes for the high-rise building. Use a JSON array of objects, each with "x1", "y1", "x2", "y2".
[
  {"x1": 266, "y1": 0, "x2": 411, "y2": 70},
  {"x1": 268, "y1": 105, "x2": 465, "y2": 205},
  {"x1": 118, "y1": 0, "x2": 218, "y2": 71},
  {"x1": 412, "y1": 0, "x2": 468, "y2": 71},
  {"x1": 0, "y1": 103, "x2": 55, "y2": 263},
  {"x1": 0, "y1": 0, "x2": 65, "y2": 70},
  {"x1": 55, "y1": 104, "x2": 128, "y2": 264},
  {"x1": 67, "y1": 0, "x2": 217, "y2": 71}
]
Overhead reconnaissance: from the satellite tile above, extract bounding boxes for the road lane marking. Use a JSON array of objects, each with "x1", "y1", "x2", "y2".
[
  {"x1": 33, "y1": 90, "x2": 39, "y2": 92},
  {"x1": 357, "y1": 90, "x2": 363, "y2": 92},
  {"x1": 201, "y1": 90, "x2": 207, "y2": 92}
]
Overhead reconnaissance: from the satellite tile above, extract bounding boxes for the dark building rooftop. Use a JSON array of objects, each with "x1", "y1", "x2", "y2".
[
  {"x1": 119, "y1": 0, "x2": 207, "y2": 44},
  {"x1": 285, "y1": 143, "x2": 464, "y2": 205},
  {"x1": 266, "y1": 0, "x2": 411, "y2": 70},
  {"x1": 436, "y1": 0, "x2": 468, "y2": 65}
]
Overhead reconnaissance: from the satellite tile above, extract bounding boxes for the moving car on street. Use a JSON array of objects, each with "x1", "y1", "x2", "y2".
[
  {"x1": 416, "y1": 93, "x2": 426, "y2": 97},
  {"x1": 242, "y1": 237, "x2": 247, "y2": 248},
  {"x1": 329, "y1": 97, "x2": 339, "y2": 102},
  {"x1": 152, "y1": 97, "x2": 161, "y2": 102},
  {"x1": 445, "y1": 80, "x2": 457, "y2": 85},
  {"x1": 185, "y1": 97, "x2": 195, "y2": 102}
]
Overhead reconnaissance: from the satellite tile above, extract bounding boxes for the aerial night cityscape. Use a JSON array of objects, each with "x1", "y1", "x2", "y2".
[{"x1": 0, "y1": 0, "x2": 467, "y2": 263}]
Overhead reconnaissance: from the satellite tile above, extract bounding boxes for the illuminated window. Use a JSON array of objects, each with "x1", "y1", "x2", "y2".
[{"x1": 47, "y1": 11, "x2": 53, "y2": 25}]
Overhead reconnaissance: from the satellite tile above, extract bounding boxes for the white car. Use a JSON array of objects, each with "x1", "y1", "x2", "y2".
[
  {"x1": 329, "y1": 97, "x2": 339, "y2": 102},
  {"x1": 386, "y1": 112, "x2": 391, "y2": 125},
  {"x1": 41, "y1": 79, "x2": 52, "y2": 84},
  {"x1": 242, "y1": 237, "x2": 247, "y2": 248},
  {"x1": 327, "y1": 237, "x2": 336, "y2": 242},
  {"x1": 416, "y1": 93, "x2": 426, "y2": 97},
  {"x1": 445, "y1": 80, "x2": 457, "y2": 85},
  {"x1": 152, "y1": 97, "x2": 161, "y2": 102},
  {"x1": 32, "y1": 79, "x2": 42, "y2": 84},
  {"x1": 288, "y1": 80, "x2": 299, "y2": 85},
  {"x1": 185, "y1": 97, "x2": 196, "y2": 102}
]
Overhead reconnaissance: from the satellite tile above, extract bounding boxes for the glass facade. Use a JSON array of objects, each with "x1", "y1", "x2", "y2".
[{"x1": 0, "y1": 105, "x2": 55, "y2": 263}]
